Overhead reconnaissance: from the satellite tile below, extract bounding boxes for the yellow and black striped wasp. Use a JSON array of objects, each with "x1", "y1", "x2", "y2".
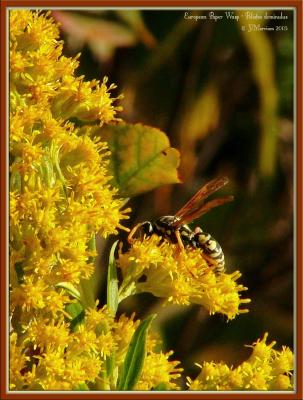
[{"x1": 128, "y1": 177, "x2": 234, "y2": 274}]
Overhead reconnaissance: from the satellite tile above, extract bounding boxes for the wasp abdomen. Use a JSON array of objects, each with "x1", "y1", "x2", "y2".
[
  {"x1": 136, "y1": 217, "x2": 225, "y2": 274},
  {"x1": 193, "y1": 231, "x2": 225, "y2": 273}
]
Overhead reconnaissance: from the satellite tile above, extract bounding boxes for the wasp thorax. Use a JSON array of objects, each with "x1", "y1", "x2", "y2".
[
  {"x1": 156, "y1": 216, "x2": 180, "y2": 227},
  {"x1": 152, "y1": 216, "x2": 180, "y2": 242}
]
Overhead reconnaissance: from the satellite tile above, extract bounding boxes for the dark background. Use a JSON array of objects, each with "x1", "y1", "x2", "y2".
[{"x1": 53, "y1": 8, "x2": 294, "y2": 382}]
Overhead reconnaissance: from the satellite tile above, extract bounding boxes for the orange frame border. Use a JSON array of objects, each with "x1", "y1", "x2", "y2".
[{"x1": 0, "y1": 1, "x2": 302, "y2": 399}]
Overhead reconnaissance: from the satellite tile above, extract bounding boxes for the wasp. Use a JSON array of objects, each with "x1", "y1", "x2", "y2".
[{"x1": 128, "y1": 177, "x2": 234, "y2": 274}]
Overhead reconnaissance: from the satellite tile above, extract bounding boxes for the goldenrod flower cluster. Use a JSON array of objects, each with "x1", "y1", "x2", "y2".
[
  {"x1": 9, "y1": 10, "x2": 294, "y2": 392},
  {"x1": 187, "y1": 333, "x2": 293, "y2": 391},
  {"x1": 9, "y1": 10, "x2": 109, "y2": 388},
  {"x1": 118, "y1": 235, "x2": 250, "y2": 320},
  {"x1": 10, "y1": 305, "x2": 181, "y2": 390},
  {"x1": 10, "y1": 10, "x2": 128, "y2": 304},
  {"x1": 9, "y1": 10, "x2": 183, "y2": 391},
  {"x1": 10, "y1": 10, "x2": 128, "y2": 307}
]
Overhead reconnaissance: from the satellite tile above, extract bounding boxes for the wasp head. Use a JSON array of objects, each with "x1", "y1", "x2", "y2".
[{"x1": 140, "y1": 221, "x2": 154, "y2": 236}]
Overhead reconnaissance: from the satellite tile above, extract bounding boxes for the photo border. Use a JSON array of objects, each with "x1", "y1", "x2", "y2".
[{"x1": 1, "y1": 1, "x2": 302, "y2": 399}]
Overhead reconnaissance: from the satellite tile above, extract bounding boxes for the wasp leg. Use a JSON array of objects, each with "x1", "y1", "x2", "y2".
[
  {"x1": 202, "y1": 252, "x2": 218, "y2": 266},
  {"x1": 175, "y1": 230, "x2": 198, "y2": 278},
  {"x1": 202, "y1": 253, "x2": 225, "y2": 275},
  {"x1": 127, "y1": 223, "x2": 143, "y2": 244},
  {"x1": 175, "y1": 230, "x2": 185, "y2": 252}
]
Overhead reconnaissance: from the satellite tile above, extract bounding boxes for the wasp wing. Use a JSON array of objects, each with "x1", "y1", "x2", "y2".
[
  {"x1": 174, "y1": 177, "x2": 229, "y2": 223},
  {"x1": 174, "y1": 195, "x2": 234, "y2": 226}
]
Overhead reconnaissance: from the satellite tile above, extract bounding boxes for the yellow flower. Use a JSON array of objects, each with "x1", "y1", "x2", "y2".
[
  {"x1": 68, "y1": 324, "x2": 99, "y2": 355},
  {"x1": 24, "y1": 317, "x2": 70, "y2": 350},
  {"x1": 34, "y1": 346, "x2": 69, "y2": 389},
  {"x1": 119, "y1": 235, "x2": 250, "y2": 319},
  {"x1": 269, "y1": 374, "x2": 292, "y2": 390},
  {"x1": 64, "y1": 353, "x2": 102, "y2": 388},
  {"x1": 10, "y1": 10, "x2": 60, "y2": 51},
  {"x1": 187, "y1": 333, "x2": 294, "y2": 391},
  {"x1": 9, "y1": 10, "x2": 130, "y2": 390},
  {"x1": 95, "y1": 332, "x2": 117, "y2": 358},
  {"x1": 85, "y1": 304, "x2": 114, "y2": 333},
  {"x1": 112, "y1": 313, "x2": 140, "y2": 364},
  {"x1": 136, "y1": 351, "x2": 183, "y2": 390},
  {"x1": 9, "y1": 333, "x2": 29, "y2": 390},
  {"x1": 246, "y1": 332, "x2": 276, "y2": 363},
  {"x1": 11, "y1": 276, "x2": 48, "y2": 312}
]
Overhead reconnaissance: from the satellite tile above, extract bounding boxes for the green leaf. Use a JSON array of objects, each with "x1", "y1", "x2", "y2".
[
  {"x1": 14, "y1": 262, "x2": 25, "y2": 284},
  {"x1": 66, "y1": 302, "x2": 85, "y2": 332},
  {"x1": 105, "y1": 353, "x2": 116, "y2": 378},
  {"x1": 107, "y1": 240, "x2": 119, "y2": 316},
  {"x1": 74, "y1": 382, "x2": 89, "y2": 391},
  {"x1": 39, "y1": 155, "x2": 56, "y2": 188},
  {"x1": 10, "y1": 169, "x2": 22, "y2": 192},
  {"x1": 56, "y1": 282, "x2": 81, "y2": 301},
  {"x1": 78, "y1": 234, "x2": 98, "y2": 309},
  {"x1": 117, "y1": 314, "x2": 156, "y2": 390},
  {"x1": 153, "y1": 382, "x2": 169, "y2": 390},
  {"x1": 96, "y1": 122, "x2": 180, "y2": 197}
]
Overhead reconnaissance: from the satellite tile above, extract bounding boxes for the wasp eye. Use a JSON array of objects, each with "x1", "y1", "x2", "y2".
[{"x1": 142, "y1": 221, "x2": 153, "y2": 235}]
